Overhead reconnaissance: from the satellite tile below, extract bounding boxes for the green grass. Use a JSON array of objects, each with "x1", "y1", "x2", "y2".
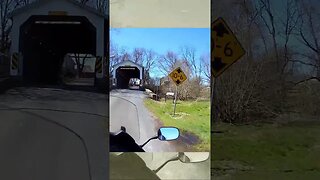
[
  {"x1": 144, "y1": 99, "x2": 210, "y2": 151},
  {"x1": 212, "y1": 122, "x2": 320, "y2": 179}
]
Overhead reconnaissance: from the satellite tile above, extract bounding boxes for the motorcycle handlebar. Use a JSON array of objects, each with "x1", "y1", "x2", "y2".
[{"x1": 110, "y1": 131, "x2": 144, "y2": 152}]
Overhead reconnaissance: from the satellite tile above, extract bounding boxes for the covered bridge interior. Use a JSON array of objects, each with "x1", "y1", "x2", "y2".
[{"x1": 20, "y1": 15, "x2": 96, "y2": 84}]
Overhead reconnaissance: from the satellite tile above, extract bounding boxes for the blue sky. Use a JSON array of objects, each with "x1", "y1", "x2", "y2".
[
  {"x1": 111, "y1": 28, "x2": 210, "y2": 56},
  {"x1": 110, "y1": 28, "x2": 210, "y2": 77}
]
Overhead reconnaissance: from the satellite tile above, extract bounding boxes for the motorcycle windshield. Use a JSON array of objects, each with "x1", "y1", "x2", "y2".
[
  {"x1": 136, "y1": 152, "x2": 154, "y2": 168},
  {"x1": 110, "y1": 95, "x2": 140, "y2": 141}
]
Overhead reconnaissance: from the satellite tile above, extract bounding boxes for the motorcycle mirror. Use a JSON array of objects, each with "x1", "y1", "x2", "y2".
[
  {"x1": 157, "y1": 127, "x2": 180, "y2": 141},
  {"x1": 178, "y1": 152, "x2": 210, "y2": 163}
]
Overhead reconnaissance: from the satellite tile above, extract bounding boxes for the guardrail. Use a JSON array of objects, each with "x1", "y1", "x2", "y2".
[{"x1": 144, "y1": 88, "x2": 160, "y2": 101}]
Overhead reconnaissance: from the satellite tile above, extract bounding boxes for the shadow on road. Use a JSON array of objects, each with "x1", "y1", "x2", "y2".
[{"x1": 0, "y1": 77, "x2": 108, "y2": 95}]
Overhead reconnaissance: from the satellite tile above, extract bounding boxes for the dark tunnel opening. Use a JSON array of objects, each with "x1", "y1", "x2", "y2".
[
  {"x1": 20, "y1": 15, "x2": 96, "y2": 84},
  {"x1": 116, "y1": 67, "x2": 140, "y2": 89}
]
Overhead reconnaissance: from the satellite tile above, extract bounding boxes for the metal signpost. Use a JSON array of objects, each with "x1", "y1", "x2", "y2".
[
  {"x1": 155, "y1": 78, "x2": 161, "y2": 100},
  {"x1": 211, "y1": 17, "x2": 246, "y2": 122},
  {"x1": 169, "y1": 67, "x2": 187, "y2": 116}
]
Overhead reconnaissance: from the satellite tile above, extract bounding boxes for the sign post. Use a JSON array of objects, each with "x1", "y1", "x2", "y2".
[
  {"x1": 211, "y1": 17, "x2": 246, "y2": 122},
  {"x1": 211, "y1": 78, "x2": 218, "y2": 122},
  {"x1": 173, "y1": 85, "x2": 178, "y2": 115},
  {"x1": 155, "y1": 78, "x2": 160, "y2": 101},
  {"x1": 169, "y1": 67, "x2": 187, "y2": 116}
]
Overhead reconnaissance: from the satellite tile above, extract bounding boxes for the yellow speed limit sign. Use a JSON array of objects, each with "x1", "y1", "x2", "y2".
[
  {"x1": 169, "y1": 67, "x2": 187, "y2": 86},
  {"x1": 212, "y1": 17, "x2": 245, "y2": 77}
]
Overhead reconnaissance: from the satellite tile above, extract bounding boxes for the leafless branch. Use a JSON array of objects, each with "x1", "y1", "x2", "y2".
[
  {"x1": 290, "y1": 76, "x2": 320, "y2": 86},
  {"x1": 289, "y1": 59, "x2": 318, "y2": 67}
]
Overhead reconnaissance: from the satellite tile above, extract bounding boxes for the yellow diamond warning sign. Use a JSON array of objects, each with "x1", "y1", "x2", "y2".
[
  {"x1": 169, "y1": 67, "x2": 187, "y2": 86},
  {"x1": 212, "y1": 17, "x2": 245, "y2": 77}
]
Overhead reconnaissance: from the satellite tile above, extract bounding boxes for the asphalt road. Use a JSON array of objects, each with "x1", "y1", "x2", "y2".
[
  {"x1": 110, "y1": 89, "x2": 176, "y2": 152},
  {"x1": 0, "y1": 87, "x2": 108, "y2": 180}
]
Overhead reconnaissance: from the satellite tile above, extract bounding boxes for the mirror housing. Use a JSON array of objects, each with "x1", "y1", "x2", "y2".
[
  {"x1": 178, "y1": 152, "x2": 209, "y2": 163},
  {"x1": 140, "y1": 127, "x2": 180, "y2": 148},
  {"x1": 158, "y1": 127, "x2": 180, "y2": 141}
]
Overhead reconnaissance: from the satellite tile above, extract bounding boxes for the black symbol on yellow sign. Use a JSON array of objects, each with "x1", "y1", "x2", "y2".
[
  {"x1": 95, "y1": 56, "x2": 102, "y2": 73},
  {"x1": 212, "y1": 17, "x2": 245, "y2": 77},
  {"x1": 212, "y1": 57, "x2": 227, "y2": 72},
  {"x1": 212, "y1": 22, "x2": 229, "y2": 37},
  {"x1": 169, "y1": 67, "x2": 187, "y2": 86},
  {"x1": 11, "y1": 53, "x2": 19, "y2": 70}
]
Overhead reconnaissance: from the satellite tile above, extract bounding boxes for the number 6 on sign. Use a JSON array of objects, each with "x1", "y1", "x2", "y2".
[
  {"x1": 224, "y1": 42, "x2": 233, "y2": 57},
  {"x1": 169, "y1": 67, "x2": 187, "y2": 86}
]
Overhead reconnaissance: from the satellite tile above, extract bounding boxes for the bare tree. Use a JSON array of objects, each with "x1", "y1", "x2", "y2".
[
  {"x1": 279, "y1": 0, "x2": 301, "y2": 74},
  {"x1": 78, "y1": 0, "x2": 108, "y2": 14},
  {"x1": 253, "y1": 0, "x2": 303, "y2": 111},
  {"x1": 293, "y1": 0, "x2": 320, "y2": 83},
  {"x1": 131, "y1": 47, "x2": 156, "y2": 84},
  {"x1": 73, "y1": 53, "x2": 88, "y2": 78},
  {"x1": 158, "y1": 50, "x2": 204, "y2": 100},
  {"x1": 18, "y1": 0, "x2": 31, "y2": 5},
  {"x1": 211, "y1": 0, "x2": 320, "y2": 123},
  {"x1": 256, "y1": 0, "x2": 280, "y2": 68},
  {"x1": 180, "y1": 46, "x2": 200, "y2": 78},
  {"x1": 141, "y1": 49, "x2": 156, "y2": 84},
  {"x1": 158, "y1": 51, "x2": 179, "y2": 75},
  {"x1": 96, "y1": 0, "x2": 108, "y2": 13},
  {"x1": 79, "y1": 0, "x2": 90, "y2": 4},
  {"x1": 132, "y1": 48, "x2": 144, "y2": 64},
  {"x1": 200, "y1": 54, "x2": 210, "y2": 84},
  {"x1": 0, "y1": 0, "x2": 35, "y2": 53},
  {"x1": 142, "y1": 49, "x2": 156, "y2": 73},
  {"x1": 110, "y1": 40, "x2": 122, "y2": 71},
  {"x1": 0, "y1": 0, "x2": 22, "y2": 53},
  {"x1": 214, "y1": 56, "x2": 271, "y2": 123},
  {"x1": 110, "y1": 45, "x2": 131, "y2": 64},
  {"x1": 120, "y1": 51, "x2": 131, "y2": 62},
  {"x1": 180, "y1": 46, "x2": 207, "y2": 99},
  {"x1": 211, "y1": 0, "x2": 285, "y2": 123}
]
